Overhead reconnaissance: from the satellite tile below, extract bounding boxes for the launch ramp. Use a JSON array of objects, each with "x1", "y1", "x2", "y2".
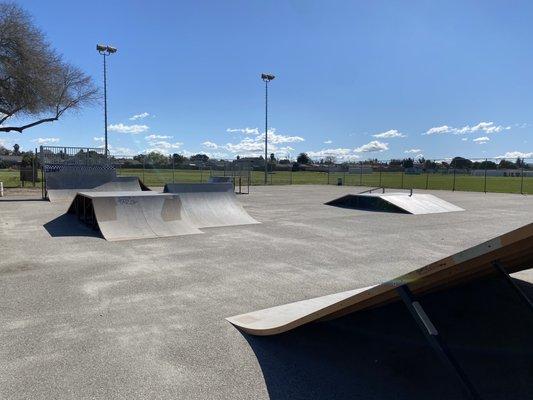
[
  {"x1": 326, "y1": 190, "x2": 464, "y2": 214},
  {"x1": 67, "y1": 191, "x2": 201, "y2": 241},
  {"x1": 227, "y1": 222, "x2": 533, "y2": 335},
  {"x1": 163, "y1": 183, "x2": 258, "y2": 228}
]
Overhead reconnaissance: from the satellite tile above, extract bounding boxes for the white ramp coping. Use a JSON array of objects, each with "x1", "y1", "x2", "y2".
[
  {"x1": 48, "y1": 177, "x2": 145, "y2": 203},
  {"x1": 227, "y1": 222, "x2": 533, "y2": 335},
  {"x1": 327, "y1": 191, "x2": 464, "y2": 215},
  {"x1": 164, "y1": 183, "x2": 259, "y2": 228},
  {"x1": 68, "y1": 191, "x2": 201, "y2": 241}
]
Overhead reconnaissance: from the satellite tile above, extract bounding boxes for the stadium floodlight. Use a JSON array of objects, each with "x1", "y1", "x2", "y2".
[
  {"x1": 96, "y1": 44, "x2": 118, "y2": 156},
  {"x1": 261, "y1": 73, "x2": 275, "y2": 184}
]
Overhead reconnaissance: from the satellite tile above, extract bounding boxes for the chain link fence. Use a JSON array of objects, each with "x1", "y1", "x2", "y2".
[{"x1": 0, "y1": 152, "x2": 532, "y2": 194}]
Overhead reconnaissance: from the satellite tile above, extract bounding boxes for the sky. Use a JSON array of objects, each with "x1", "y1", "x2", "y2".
[{"x1": 2, "y1": 0, "x2": 533, "y2": 161}]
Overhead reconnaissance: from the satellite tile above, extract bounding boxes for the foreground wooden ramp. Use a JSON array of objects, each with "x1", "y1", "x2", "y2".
[{"x1": 227, "y1": 222, "x2": 533, "y2": 336}]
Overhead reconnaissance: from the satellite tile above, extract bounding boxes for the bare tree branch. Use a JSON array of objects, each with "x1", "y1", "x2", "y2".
[{"x1": 0, "y1": 2, "x2": 99, "y2": 134}]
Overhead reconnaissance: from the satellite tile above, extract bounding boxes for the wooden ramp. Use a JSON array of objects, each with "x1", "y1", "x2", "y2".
[
  {"x1": 67, "y1": 191, "x2": 201, "y2": 241},
  {"x1": 227, "y1": 223, "x2": 533, "y2": 335},
  {"x1": 326, "y1": 192, "x2": 464, "y2": 214},
  {"x1": 163, "y1": 183, "x2": 258, "y2": 228}
]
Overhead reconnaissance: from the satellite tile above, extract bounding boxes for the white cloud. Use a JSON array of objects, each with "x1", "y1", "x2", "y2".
[
  {"x1": 323, "y1": 140, "x2": 332, "y2": 144},
  {"x1": 424, "y1": 121, "x2": 510, "y2": 135},
  {"x1": 404, "y1": 148, "x2": 422, "y2": 154},
  {"x1": 461, "y1": 138, "x2": 468, "y2": 141},
  {"x1": 129, "y1": 112, "x2": 150, "y2": 121},
  {"x1": 473, "y1": 136, "x2": 490, "y2": 144},
  {"x1": 202, "y1": 141, "x2": 219, "y2": 149},
  {"x1": 354, "y1": 140, "x2": 389, "y2": 153},
  {"x1": 222, "y1": 128, "x2": 304, "y2": 156},
  {"x1": 307, "y1": 148, "x2": 360, "y2": 161},
  {"x1": 108, "y1": 123, "x2": 149, "y2": 134},
  {"x1": 93, "y1": 137, "x2": 104, "y2": 142},
  {"x1": 373, "y1": 129, "x2": 406, "y2": 138},
  {"x1": 145, "y1": 134, "x2": 172, "y2": 140},
  {"x1": 495, "y1": 151, "x2": 533, "y2": 159},
  {"x1": 226, "y1": 127, "x2": 260, "y2": 135},
  {"x1": 145, "y1": 141, "x2": 183, "y2": 154},
  {"x1": 31, "y1": 137, "x2": 59, "y2": 145},
  {"x1": 109, "y1": 145, "x2": 137, "y2": 156},
  {"x1": 425, "y1": 125, "x2": 452, "y2": 135}
]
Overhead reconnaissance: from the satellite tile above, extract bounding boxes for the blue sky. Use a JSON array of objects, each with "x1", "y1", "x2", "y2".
[{"x1": 2, "y1": 0, "x2": 532, "y2": 161}]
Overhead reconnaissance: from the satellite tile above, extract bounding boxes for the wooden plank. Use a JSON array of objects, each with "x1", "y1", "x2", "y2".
[{"x1": 226, "y1": 223, "x2": 533, "y2": 335}]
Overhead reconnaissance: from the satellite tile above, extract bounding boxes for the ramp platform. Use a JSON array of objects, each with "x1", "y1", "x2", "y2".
[
  {"x1": 48, "y1": 177, "x2": 147, "y2": 202},
  {"x1": 68, "y1": 191, "x2": 201, "y2": 241},
  {"x1": 227, "y1": 222, "x2": 533, "y2": 335},
  {"x1": 163, "y1": 183, "x2": 258, "y2": 228},
  {"x1": 326, "y1": 191, "x2": 464, "y2": 214}
]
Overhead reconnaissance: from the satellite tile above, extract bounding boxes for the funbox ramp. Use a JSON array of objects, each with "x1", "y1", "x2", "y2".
[
  {"x1": 67, "y1": 191, "x2": 201, "y2": 241},
  {"x1": 326, "y1": 192, "x2": 464, "y2": 215},
  {"x1": 48, "y1": 176, "x2": 147, "y2": 202},
  {"x1": 226, "y1": 222, "x2": 533, "y2": 335},
  {"x1": 163, "y1": 183, "x2": 258, "y2": 228}
]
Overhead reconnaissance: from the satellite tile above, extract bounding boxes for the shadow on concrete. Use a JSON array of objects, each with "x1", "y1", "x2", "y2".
[
  {"x1": 43, "y1": 213, "x2": 101, "y2": 238},
  {"x1": 242, "y1": 276, "x2": 533, "y2": 400}
]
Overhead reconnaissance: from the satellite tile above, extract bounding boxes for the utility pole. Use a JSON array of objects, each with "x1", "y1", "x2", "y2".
[
  {"x1": 261, "y1": 73, "x2": 275, "y2": 184},
  {"x1": 97, "y1": 44, "x2": 117, "y2": 157}
]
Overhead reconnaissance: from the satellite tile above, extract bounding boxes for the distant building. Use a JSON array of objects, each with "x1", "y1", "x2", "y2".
[
  {"x1": 233, "y1": 157, "x2": 264, "y2": 168},
  {"x1": 471, "y1": 169, "x2": 533, "y2": 177}
]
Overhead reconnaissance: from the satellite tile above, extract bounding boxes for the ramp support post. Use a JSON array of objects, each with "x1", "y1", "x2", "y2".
[
  {"x1": 492, "y1": 261, "x2": 533, "y2": 312},
  {"x1": 396, "y1": 285, "x2": 481, "y2": 400}
]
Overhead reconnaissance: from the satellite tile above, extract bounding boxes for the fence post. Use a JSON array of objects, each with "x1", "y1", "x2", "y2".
[
  {"x1": 452, "y1": 168, "x2": 456, "y2": 191},
  {"x1": 359, "y1": 163, "x2": 363, "y2": 185},
  {"x1": 142, "y1": 155, "x2": 146, "y2": 184},
  {"x1": 327, "y1": 166, "x2": 330, "y2": 185},
  {"x1": 520, "y1": 163, "x2": 524, "y2": 195},
  {"x1": 200, "y1": 164, "x2": 203, "y2": 182},
  {"x1": 484, "y1": 158, "x2": 487, "y2": 193},
  {"x1": 379, "y1": 165, "x2": 382, "y2": 187},
  {"x1": 425, "y1": 169, "x2": 429, "y2": 190},
  {"x1": 172, "y1": 156, "x2": 175, "y2": 183},
  {"x1": 401, "y1": 169, "x2": 404, "y2": 189},
  {"x1": 32, "y1": 148, "x2": 36, "y2": 187}
]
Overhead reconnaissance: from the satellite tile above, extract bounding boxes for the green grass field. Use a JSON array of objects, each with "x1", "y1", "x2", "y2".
[{"x1": 1, "y1": 168, "x2": 531, "y2": 194}]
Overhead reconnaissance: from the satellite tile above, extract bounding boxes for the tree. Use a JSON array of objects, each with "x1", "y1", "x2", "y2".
[
  {"x1": 190, "y1": 153, "x2": 209, "y2": 163},
  {"x1": 0, "y1": 3, "x2": 98, "y2": 133},
  {"x1": 296, "y1": 152, "x2": 311, "y2": 164},
  {"x1": 402, "y1": 158, "x2": 414, "y2": 168},
  {"x1": 498, "y1": 159, "x2": 516, "y2": 169},
  {"x1": 12, "y1": 143, "x2": 19, "y2": 154},
  {"x1": 269, "y1": 153, "x2": 276, "y2": 164},
  {"x1": 450, "y1": 157, "x2": 472, "y2": 169},
  {"x1": 324, "y1": 156, "x2": 336, "y2": 165},
  {"x1": 172, "y1": 153, "x2": 187, "y2": 165}
]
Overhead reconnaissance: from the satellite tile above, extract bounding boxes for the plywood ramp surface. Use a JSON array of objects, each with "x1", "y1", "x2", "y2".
[
  {"x1": 227, "y1": 222, "x2": 533, "y2": 335},
  {"x1": 164, "y1": 183, "x2": 258, "y2": 228},
  {"x1": 326, "y1": 192, "x2": 464, "y2": 214}
]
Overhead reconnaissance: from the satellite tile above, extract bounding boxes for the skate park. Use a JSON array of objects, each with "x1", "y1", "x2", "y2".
[
  {"x1": 1, "y1": 182, "x2": 533, "y2": 400},
  {"x1": 2, "y1": 2, "x2": 533, "y2": 399}
]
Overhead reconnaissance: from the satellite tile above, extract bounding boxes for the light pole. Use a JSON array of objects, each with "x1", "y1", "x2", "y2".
[
  {"x1": 261, "y1": 73, "x2": 275, "y2": 184},
  {"x1": 97, "y1": 44, "x2": 117, "y2": 157}
]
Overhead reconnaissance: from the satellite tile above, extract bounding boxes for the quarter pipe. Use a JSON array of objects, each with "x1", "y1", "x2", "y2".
[
  {"x1": 48, "y1": 176, "x2": 147, "y2": 202},
  {"x1": 163, "y1": 183, "x2": 258, "y2": 228}
]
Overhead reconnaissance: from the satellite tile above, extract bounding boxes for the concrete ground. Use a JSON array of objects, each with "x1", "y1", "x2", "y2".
[{"x1": 0, "y1": 185, "x2": 532, "y2": 400}]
